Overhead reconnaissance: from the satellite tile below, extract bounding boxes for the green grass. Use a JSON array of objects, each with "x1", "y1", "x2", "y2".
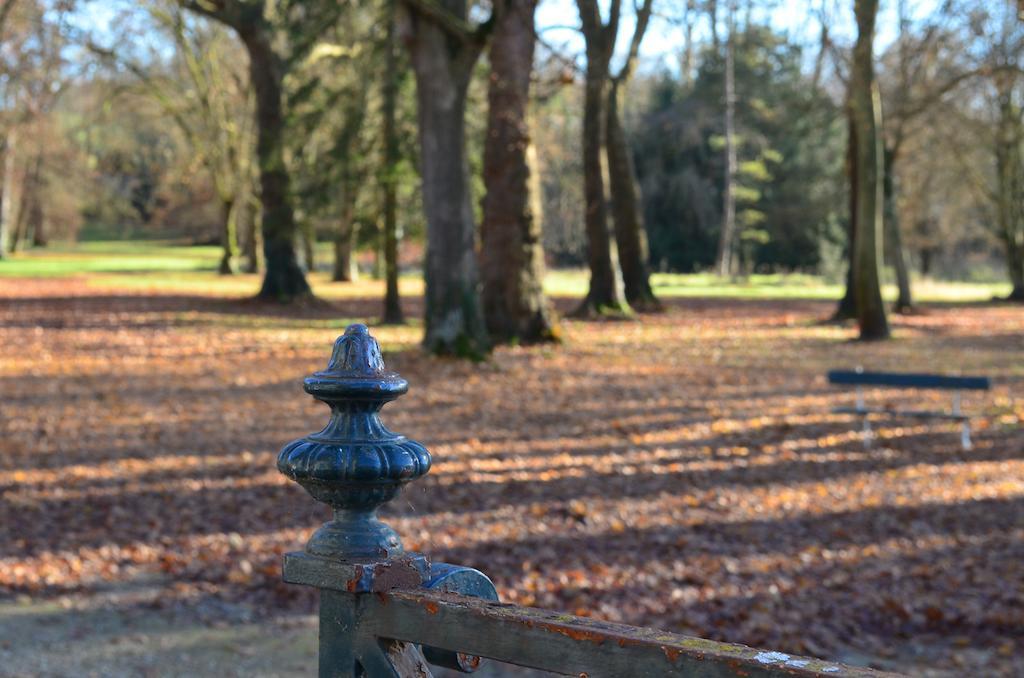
[
  {"x1": 0, "y1": 241, "x2": 1013, "y2": 303},
  {"x1": 546, "y1": 269, "x2": 1011, "y2": 303},
  {"x1": 0, "y1": 241, "x2": 222, "y2": 277}
]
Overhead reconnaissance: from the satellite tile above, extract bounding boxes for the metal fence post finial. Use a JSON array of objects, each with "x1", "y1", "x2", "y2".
[
  {"x1": 278, "y1": 325, "x2": 497, "y2": 676},
  {"x1": 278, "y1": 322, "x2": 431, "y2": 572}
]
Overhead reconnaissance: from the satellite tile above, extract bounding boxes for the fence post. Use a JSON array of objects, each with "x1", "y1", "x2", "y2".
[{"x1": 276, "y1": 324, "x2": 495, "y2": 677}]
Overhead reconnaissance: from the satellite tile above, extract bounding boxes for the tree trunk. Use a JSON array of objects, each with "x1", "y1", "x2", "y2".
[
  {"x1": 241, "y1": 197, "x2": 260, "y2": 273},
  {"x1": 381, "y1": 0, "x2": 404, "y2": 324},
  {"x1": 406, "y1": 3, "x2": 489, "y2": 357},
  {"x1": 574, "y1": 40, "x2": 627, "y2": 316},
  {"x1": 883, "y1": 146, "x2": 912, "y2": 312},
  {"x1": 606, "y1": 80, "x2": 660, "y2": 311},
  {"x1": 219, "y1": 198, "x2": 238, "y2": 275},
  {"x1": 332, "y1": 231, "x2": 357, "y2": 282},
  {"x1": 11, "y1": 152, "x2": 42, "y2": 253},
  {"x1": 239, "y1": 27, "x2": 311, "y2": 301},
  {"x1": 333, "y1": 196, "x2": 359, "y2": 282},
  {"x1": 850, "y1": 0, "x2": 889, "y2": 340},
  {"x1": 0, "y1": 129, "x2": 17, "y2": 259},
  {"x1": 10, "y1": 182, "x2": 27, "y2": 254},
  {"x1": 1007, "y1": 243, "x2": 1024, "y2": 301},
  {"x1": 919, "y1": 247, "x2": 932, "y2": 277},
  {"x1": 11, "y1": 179, "x2": 32, "y2": 253},
  {"x1": 680, "y1": 1, "x2": 696, "y2": 87},
  {"x1": 995, "y1": 88, "x2": 1024, "y2": 302},
  {"x1": 30, "y1": 190, "x2": 46, "y2": 247},
  {"x1": 707, "y1": 0, "x2": 719, "y2": 51},
  {"x1": 296, "y1": 215, "x2": 315, "y2": 274},
  {"x1": 834, "y1": 109, "x2": 858, "y2": 321},
  {"x1": 715, "y1": 1, "x2": 737, "y2": 278},
  {"x1": 480, "y1": 0, "x2": 559, "y2": 344}
]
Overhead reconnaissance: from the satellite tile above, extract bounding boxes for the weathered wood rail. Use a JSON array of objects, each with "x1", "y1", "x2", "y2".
[{"x1": 276, "y1": 325, "x2": 901, "y2": 677}]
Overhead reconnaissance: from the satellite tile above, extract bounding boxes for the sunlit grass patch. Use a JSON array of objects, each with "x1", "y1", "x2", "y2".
[{"x1": 0, "y1": 241, "x2": 1015, "y2": 303}]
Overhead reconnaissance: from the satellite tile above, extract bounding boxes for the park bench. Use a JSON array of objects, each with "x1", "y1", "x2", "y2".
[
  {"x1": 276, "y1": 324, "x2": 899, "y2": 677},
  {"x1": 828, "y1": 369, "x2": 991, "y2": 451}
]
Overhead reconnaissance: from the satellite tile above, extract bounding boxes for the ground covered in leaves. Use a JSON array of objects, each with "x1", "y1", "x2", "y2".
[{"x1": 1, "y1": 274, "x2": 1022, "y2": 676}]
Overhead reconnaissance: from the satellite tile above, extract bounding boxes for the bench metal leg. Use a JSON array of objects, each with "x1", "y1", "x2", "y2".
[
  {"x1": 861, "y1": 415, "x2": 873, "y2": 449},
  {"x1": 855, "y1": 386, "x2": 873, "y2": 449},
  {"x1": 961, "y1": 421, "x2": 972, "y2": 451},
  {"x1": 953, "y1": 391, "x2": 972, "y2": 451}
]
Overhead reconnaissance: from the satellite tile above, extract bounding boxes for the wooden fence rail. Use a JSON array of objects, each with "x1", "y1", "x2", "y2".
[{"x1": 275, "y1": 325, "x2": 900, "y2": 677}]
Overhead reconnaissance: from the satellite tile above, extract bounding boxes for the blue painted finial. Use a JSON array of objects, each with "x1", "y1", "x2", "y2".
[
  {"x1": 325, "y1": 323, "x2": 386, "y2": 375},
  {"x1": 277, "y1": 324, "x2": 431, "y2": 561}
]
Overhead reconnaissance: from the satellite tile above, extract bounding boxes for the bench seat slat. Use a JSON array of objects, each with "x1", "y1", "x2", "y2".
[
  {"x1": 833, "y1": 406, "x2": 969, "y2": 421},
  {"x1": 828, "y1": 370, "x2": 990, "y2": 390}
]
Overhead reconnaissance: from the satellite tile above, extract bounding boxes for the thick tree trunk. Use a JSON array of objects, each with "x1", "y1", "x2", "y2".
[
  {"x1": 575, "y1": 47, "x2": 627, "y2": 316},
  {"x1": 480, "y1": 0, "x2": 558, "y2": 344},
  {"x1": 240, "y1": 28, "x2": 311, "y2": 301},
  {"x1": 219, "y1": 198, "x2": 238, "y2": 275},
  {"x1": 715, "y1": 2, "x2": 737, "y2": 278},
  {"x1": 406, "y1": 5, "x2": 489, "y2": 356},
  {"x1": 606, "y1": 81, "x2": 660, "y2": 311},
  {"x1": 834, "y1": 111, "x2": 858, "y2": 321},
  {"x1": 850, "y1": 0, "x2": 889, "y2": 340},
  {"x1": 381, "y1": 0, "x2": 404, "y2": 324},
  {"x1": 883, "y1": 146, "x2": 913, "y2": 312}
]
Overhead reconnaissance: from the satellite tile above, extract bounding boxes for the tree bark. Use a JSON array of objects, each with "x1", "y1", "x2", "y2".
[
  {"x1": 850, "y1": 0, "x2": 889, "y2": 339},
  {"x1": 607, "y1": 81, "x2": 660, "y2": 311},
  {"x1": 381, "y1": 0, "x2": 405, "y2": 324},
  {"x1": 238, "y1": 22, "x2": 311, "y2": 301},
  {"x1": 574, "y1": 0, "x2": 628, "y2": 316},
  {"x1": 404, "y1": 1, "x2": 490, "y2": 356},
  {"x1": 480, "y1": 0, "x2": 559, "y2": 344}
]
